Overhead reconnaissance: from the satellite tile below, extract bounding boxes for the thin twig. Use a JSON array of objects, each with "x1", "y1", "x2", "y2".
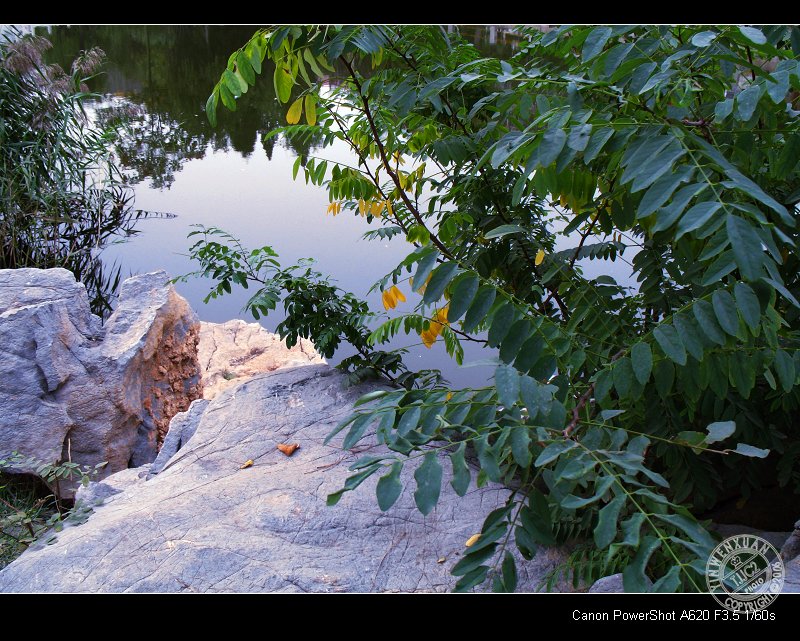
[
  {"x1": 340, "y1": 57, "x2": 452, "y2": 258},
  {"x1": 563, "y1": 349, "x2": 625, "y2": 438}
]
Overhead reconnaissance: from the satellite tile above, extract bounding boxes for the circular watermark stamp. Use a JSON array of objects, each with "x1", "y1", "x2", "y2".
[{"x1": 706, "y1": 534, "x2": 784, "y2": 611}]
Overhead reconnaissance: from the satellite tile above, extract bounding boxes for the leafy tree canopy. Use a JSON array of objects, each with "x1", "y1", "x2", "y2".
[{"x1": 191, "y1": 25, "x2": 800, "y2": 592}]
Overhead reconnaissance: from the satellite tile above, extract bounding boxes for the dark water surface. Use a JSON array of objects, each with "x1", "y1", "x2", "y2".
[{"x1": 36, "y1": 26, "x2": 523, "y2": 387}]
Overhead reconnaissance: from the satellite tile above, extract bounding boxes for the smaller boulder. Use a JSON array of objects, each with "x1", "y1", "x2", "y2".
[{"x1": 198, "y1": 319, "x2": 322, "y2": 400}]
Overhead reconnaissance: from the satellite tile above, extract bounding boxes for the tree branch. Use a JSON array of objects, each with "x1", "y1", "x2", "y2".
[
  {"x1": 325, "y1": 107, "x2": 411, "y2": 234},
  {"x1": 382, "y1": 32, "x2": 571, "y2": 321},
  {"x1": 563, "y1": 349, "x2": 626, "y2": 438},
  {"x1": 340, "y1": 57, "x2": 453, "y2": 259}
]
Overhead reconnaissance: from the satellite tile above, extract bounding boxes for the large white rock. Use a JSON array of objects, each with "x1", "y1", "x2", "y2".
[
  {"x1": 0, "y1": 364, "x2": 569, "y2": 593},
  {"x1": 0, "y1": 268, "x2": 202, "y2": 496}
]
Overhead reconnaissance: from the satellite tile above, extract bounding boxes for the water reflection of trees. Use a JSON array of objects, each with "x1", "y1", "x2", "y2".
[
  {"x1": 39, "y1": 25, "x2": 515, "y2": 191},
  {"x1": 459, "y1": 25, "x2": 522, "y2": 58},
  {"x1": 41, "y1": 25, "x2": 322, "y2": 189},
  {"x1": 95, "y1": 100, "x2": 205, "y2": 190}
]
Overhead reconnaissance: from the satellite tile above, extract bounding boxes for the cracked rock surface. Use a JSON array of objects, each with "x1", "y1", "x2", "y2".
[
  {"x1": 0, "y1": 364, "x2": 569, "y2": 593},
  {"x1": 0, "y1": 268, "x2": 202, "y2": 496}
]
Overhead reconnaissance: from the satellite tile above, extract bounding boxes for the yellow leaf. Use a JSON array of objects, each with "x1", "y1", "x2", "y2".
[
  {"x1": 370, "y1": 200, "x2": 383, "y2": 217},
  {"x1": 411, "y1": 273, "x2": 432, "y2": 295},
  {"x1": 446, "y1": 392, "x2": 453, "y2": 401},
  {"x1": 358, "y1": 199, "x2": 367, "y2": 216},
  {"x1": 535, "y1": 249, "x2": 546, "y2": 266},
  {"x1": 465, "y1": 534, "x2": 481, "y2": 547},
  {"x1": 304, "y1": 94, "x2": 317, "y2": 126},
  {"x1": 286, "y1": 97, "x2": 303, "y2": 124},
  {"x1": 385, "y1": 200, "x2": 393, "y2": 217},
  {"x1": 240, "y1": 459, "x2": 254, "y2": 469},
  {"x1": 421, "y1": 307, "x2": 448, "y2": 345},
  {"x1": 420, "y1": 325, "x2": 438, "y2": 348},
  {"x1": 382, "y1": 289, "x2": 397, "y2": 311},
  {"x1": 390, "y1": 285, "x2": 406, "y2": 304}
]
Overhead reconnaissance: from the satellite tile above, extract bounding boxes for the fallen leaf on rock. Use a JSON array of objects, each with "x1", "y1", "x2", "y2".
[
  {"x1": 465, "y1": 534, "x2": 481, "y2": 547},
  {"x1": 437, "y1": 557, "x2": 446, "y2": 564},
  {"x1": 240, "y1": 460, "x2": 254, "y2": 469},
  {"x1": 277, "y1": 443, "x2": 300, "y2": 456}
]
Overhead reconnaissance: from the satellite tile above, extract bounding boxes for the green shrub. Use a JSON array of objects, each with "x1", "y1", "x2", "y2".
[
  {"x1": 194, "y1": 25, "x2": 800, "y2": 591},
  {"x1": 0, "y1": 452, "x2": 105, "y2": 569}
]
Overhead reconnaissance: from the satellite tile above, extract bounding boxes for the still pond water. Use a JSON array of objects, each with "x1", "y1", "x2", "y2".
[{"x1": 37, "y1": 26, "x2": 625, "y2": 388}]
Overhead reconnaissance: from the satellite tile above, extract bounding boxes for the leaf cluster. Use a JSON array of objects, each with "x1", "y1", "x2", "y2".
[{"x1": 199, "y1": 25, "x2": 800, "y2": 591}]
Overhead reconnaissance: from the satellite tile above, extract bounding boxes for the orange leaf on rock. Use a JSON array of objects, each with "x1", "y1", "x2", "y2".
[{"x1": 277, "y1": 443, "x2": 300, "y2": 456}]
